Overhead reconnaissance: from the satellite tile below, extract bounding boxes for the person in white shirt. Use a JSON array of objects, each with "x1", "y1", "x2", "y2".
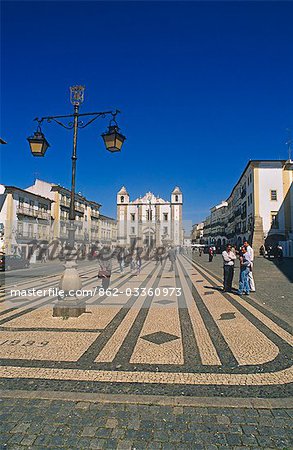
[
  {"x1": 222, "y1": 244, "x2": 237, "y2": 292},
  {"x1": 243, "y1": 241, "x2": 255, "y2": 292}
]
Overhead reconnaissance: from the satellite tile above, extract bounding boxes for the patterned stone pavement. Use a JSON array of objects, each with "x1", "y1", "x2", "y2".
[
  {"x1": 0, "y1": 254, "x2": 292, "y2": 448},
  {"x1": 0, "y1": 396, "x2": 292, "y2": 449}
]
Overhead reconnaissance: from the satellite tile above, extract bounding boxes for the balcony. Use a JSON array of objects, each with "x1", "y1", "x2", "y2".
[
  {"x1": 60, "y1": 198, "x2": 70, "y2": 208},
  {"x1": 17, "y1": 205, "x2": 51, "y2": 220},
  {"x1": 75, "y1": 204, "x2": 85, "y2": 213},
  {"x1": 91, "y1": 210, "x2": 99, "y2": 218},
  {"x1": 17, "y1": 206, "x2": 38, "y2": 217},
  {"x1": 16, "y1": 232, "x2": 38, "y2": 240},
  {"x1": 37, "y1": 210, "x2": 51, "y2": 220}
]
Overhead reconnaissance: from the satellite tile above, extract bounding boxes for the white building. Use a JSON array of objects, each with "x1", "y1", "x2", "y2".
[
  {"x1": 117, "y1": 186, "x2": 183, "y2": 247},
  {"x1": 201, "y1": 160, "x2": 293, "y2": 254},
  {"x1": 191, "y1": 222, "x2": 205, "y2": 244},
  {"x1": 26, "y1": 179, "x2": 117, "y2": 249},
  {"x1": 0, "y1": 184, "x2": 52, "y2": 257}
]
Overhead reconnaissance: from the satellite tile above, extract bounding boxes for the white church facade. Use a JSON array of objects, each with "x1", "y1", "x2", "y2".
[{"x1": 116, "y1": 186, "x2": 183, "y2": 248}]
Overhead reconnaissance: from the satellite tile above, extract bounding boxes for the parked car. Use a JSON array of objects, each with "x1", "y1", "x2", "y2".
[{"x1": 0, "y1": 254, "x2": 30, "y2": 271}]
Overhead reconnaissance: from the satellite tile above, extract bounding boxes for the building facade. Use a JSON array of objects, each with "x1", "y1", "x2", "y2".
[
  {"x1": 26, "y1": 179, "x2": 101, "y2": 248},
  {"x1": 0, "y1": 179, "x2": 118, "y2": 257},
  {"x1": 99, "y1": 214, "x2": 117, "y2": 247},
  {"x1": 191, "y1": 222, "x2": 205, "y2": 244},
  {"x1": 203, "y1": 201, "x2": 228, "y2": 247},
  {"x1": 0, "y1": 184, "x2": 52, "y2": 257},
  {"x1": 117, "y1": 186, "x2": 183, "y2": 247},
  {"x1": 201, "y1": 160, "x2": 293, "y2": 254}
]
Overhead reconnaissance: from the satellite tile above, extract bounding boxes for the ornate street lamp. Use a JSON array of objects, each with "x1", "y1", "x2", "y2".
[
  {"x1": 27, "y1": 128, "x2": 50, "y2": 157},
  {"x1": 28, "y1": 86, "x2": 126, "y2": 317},
  {"x1": 102, "y1": 114, "x2": 126, "y2": 152}
]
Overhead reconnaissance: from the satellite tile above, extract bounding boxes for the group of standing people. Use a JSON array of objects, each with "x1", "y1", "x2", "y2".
[
  {"x1": 222, "y1": 241, "x2": 255, "y2": 295},
  {"x1": 97, "y1": 246, "x2": 144, "y2": 291},
  {"x1": 96, "y1": 244, "x2": 180, "y2": 290},
  {"x1": 116, "y1": 248, "x2": 142, "y2": 275}
]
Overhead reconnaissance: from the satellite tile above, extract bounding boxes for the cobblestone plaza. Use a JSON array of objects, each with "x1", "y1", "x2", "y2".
[{"x1": 0, "y1": 254, "x2": 292, "y2": 448}]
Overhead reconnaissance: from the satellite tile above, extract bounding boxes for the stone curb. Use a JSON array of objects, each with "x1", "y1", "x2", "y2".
[{"x1": 0, "y1": 390, "x2": 292, "y2": 409}]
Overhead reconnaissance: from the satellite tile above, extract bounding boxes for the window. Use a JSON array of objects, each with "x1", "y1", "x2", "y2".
[
  {"x1": 270, "y1": 190, "x2": 277, "y2": 201},
  {"x1": 175, "y1": 195, "x2": 178, "y2": 202},
  {"x1": 147, "y1": 210, "x2": 152, "y2": 221},
  {"x1": 271, "y1": 212, "x2": 279, "y2": 229},
  {"x1": 120, "y1": 196, "x2": 124, "y2": 203},
  {"x1": 28, "y1": 224, "x2": 33, "y2": 237},
  {"x1": 19, "y1": 197, "x2": 24, "y2": 205},
  {"x1": 163, "y1": 213, "x2": 168, "y2": 221},
  {"x1": 131, "y1": 227, "x2": 135, "y2": 234},
  {"x1": 17, "y1": 222, "x2": 23, "y2": 235},
  {"x1": 131, "y1": 213, "x2": 135, "y2": 222}
]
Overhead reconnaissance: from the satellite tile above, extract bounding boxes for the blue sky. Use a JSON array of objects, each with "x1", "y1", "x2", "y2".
[{"x1": 1, "y1": 1, "x2": 293, "y2": 227}]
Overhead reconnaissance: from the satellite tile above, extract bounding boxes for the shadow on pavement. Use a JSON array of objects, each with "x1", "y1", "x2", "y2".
[{"x1": 269, "y1": 258, "x2": 293, "y2": 283}]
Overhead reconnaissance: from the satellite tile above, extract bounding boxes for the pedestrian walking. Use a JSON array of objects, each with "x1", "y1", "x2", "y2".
[
  {"x1": 97, "y1": 246, "x2": 112, "y2": 290},
  {"x1": 116, "y1": 248, "x2": 125, "y2": 273},
  {"x1": 129, "y1": 252, "x2": 136, "y2": 272},
  {"x1": 243, "y1": 241, "x2": 255, "y2": 292},
  {"x1": 222, "y1": 244, "x2": 236, "y2": 292},
  {"x1": 154, "y1": 247, "x2": 163, "y2": 266},
  {"x1": 208, "y1": 246, "x2": 214, "y2": 262},
  {"x1": 135, "y1": 248, "x2": 142, "y2": 274},
  {"x1": 238, "y1": 246, "x2": 251, "y2": 295},
  {"x1": 168, "y1": 246, "x2": 176, "y2": 271},
  {"x1": 155, "y1": 248, "x2": 160, "y2": 266}
]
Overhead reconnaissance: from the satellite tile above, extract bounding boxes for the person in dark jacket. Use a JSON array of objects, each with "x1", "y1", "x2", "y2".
[
  {"x1": 98, "y1": 246, "x2": 113, "y2": 290},
  {"x1": 116, "y1": 247, "x2": 125, "y2": 273},
  {"x1": 208, "y1": 247, "x2": 214, "y2": 262},
  {"x1": 168, "y1": 246, "x2": 176, "y2": 271}
]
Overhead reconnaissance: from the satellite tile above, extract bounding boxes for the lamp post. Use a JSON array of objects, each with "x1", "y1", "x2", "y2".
[{"x1": 28, "y1": 86, "x2": 126, "y2": 317}]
